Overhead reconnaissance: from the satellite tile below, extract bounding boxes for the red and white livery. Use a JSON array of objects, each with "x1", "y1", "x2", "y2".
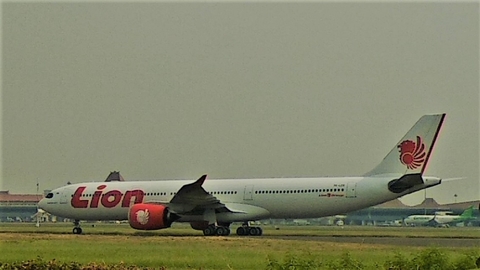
[{"x1": 39, "y1": 114, "x2": 446, "y2": 236}]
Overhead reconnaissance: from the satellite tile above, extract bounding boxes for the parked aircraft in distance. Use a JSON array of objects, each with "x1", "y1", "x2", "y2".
[
  {"x1": 292, "y1": 219, "x2": 311, "y2": 226},
  {"x1": 38, "y1": 114, "x2": 446, "y2": 236},
  {"x1": 403, "y1": 205, "x2": 476, "y2": 227}
]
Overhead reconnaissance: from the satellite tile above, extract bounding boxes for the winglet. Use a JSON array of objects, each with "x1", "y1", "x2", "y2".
[{"x1": 193, "y1": 174, "x2": 207, "y2": 186}]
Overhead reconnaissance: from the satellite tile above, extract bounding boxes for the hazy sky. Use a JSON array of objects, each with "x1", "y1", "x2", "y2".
[{"x1": 2, "y1": 2, "x2": 479, "y2": 206}]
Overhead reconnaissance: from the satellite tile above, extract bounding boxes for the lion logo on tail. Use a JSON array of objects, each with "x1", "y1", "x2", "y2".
[{"x1": 398, "y1": 136, "x2": 426, "y2": 170}]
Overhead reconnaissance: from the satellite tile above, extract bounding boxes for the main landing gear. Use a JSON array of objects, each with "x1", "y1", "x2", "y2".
[
  {"x1": 236, "y1": 223, "x2": 263, "y2": 236},
  {"x1": 72, "y1": 220, "x2": 82, "y2": 234},
  {"x1": 203, "y1": 224, "x2": 231, "y2": 236},
  {"x1": 202, "y1": 222, "x2": 263, "y2": 236}
]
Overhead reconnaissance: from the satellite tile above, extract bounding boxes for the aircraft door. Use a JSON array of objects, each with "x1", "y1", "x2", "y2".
[
  {"x1": 243, "y1": 185, "x2": 254, "y2": 200},
  {"x1": 59, "y1": 188, "x2": 72, "y2": 204},
  {"x1": 346, "y1": 183, "x2": 357, "y2": 198}
]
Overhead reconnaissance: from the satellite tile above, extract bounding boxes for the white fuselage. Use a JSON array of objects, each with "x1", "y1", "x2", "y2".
[
  {"x1": 37, "y1": 114, "x2": 447, "y2": 229},
  {"x1": 39, "y1": 175, "x2": 440, "y2": 223}
]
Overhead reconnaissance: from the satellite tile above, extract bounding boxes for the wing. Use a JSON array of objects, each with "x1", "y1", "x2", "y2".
[
  {"x1": 144, "y1": 175, "x2": 228, "y2": 215},
  {"x1": 144, "y1": 175, "x2": 269, "y2": 222},
  {"x1": 426, "y1": 217, "x2": 439, "y2": 227}
]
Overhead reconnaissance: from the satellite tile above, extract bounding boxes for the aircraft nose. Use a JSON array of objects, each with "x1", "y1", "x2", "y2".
[{"x1": 37, "y1": 198, "x2": 46, "y2": 211}]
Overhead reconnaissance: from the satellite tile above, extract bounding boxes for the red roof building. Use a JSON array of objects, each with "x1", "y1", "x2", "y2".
[{"x1": 0, "y1": 190, "x2": 41, "y2": 206}]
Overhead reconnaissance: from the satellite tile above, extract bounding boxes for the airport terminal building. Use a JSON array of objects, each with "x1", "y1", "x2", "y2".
[
  {"x1": 0, "y1": 190, "x2": 42, "y2": 222},
  {"x1": 345, "y1": 198, "x2": 480, "y2": 226}
]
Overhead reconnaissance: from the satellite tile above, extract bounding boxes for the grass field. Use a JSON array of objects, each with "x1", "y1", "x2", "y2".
[{"x1": 1, "y1": 223, "x2": 479, "y2": 269}]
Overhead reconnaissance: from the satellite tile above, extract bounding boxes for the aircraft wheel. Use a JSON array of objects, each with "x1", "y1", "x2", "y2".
[
  {"x1": 236, "y1": 226, "x2": 247, "y2": 236},
  {"x1": 256, "y1": 227, "x2": 263, "y2": 236},
  {"x1": 249, "y1": 227, "x2": 260, "y2": 236},
  {"x1": 72, "y1": 227, "x2": 82, "y2": 234},
  {"x1": 216, "y1": 226, "x2": 230, "y2": 236},
  {"x1": 203, "y1": 225, "x2": 216, "y2": 236}
]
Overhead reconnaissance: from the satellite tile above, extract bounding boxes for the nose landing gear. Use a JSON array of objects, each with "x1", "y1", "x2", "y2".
[{"x1": 72, "y1": 220, "x2": 82, "y2": 234}]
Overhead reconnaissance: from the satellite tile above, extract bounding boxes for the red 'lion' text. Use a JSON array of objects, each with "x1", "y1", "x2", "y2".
[{"x1": 71, "y1": 185, "x2": 144, "y2": 208}]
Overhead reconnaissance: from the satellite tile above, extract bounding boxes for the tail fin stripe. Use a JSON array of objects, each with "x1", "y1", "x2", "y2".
[{"x1": 421, "y1": 114, "x2": 446, "y2": 175}]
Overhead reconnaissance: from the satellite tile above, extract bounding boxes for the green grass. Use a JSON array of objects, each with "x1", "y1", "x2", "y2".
[{"x1": 0, "y1": 223, "x2": 479, "y2": 269}]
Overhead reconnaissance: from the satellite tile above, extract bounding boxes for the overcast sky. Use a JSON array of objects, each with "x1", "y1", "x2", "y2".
[{"x1": 2, "y1": 2, "x2": 478, "y2": 205}]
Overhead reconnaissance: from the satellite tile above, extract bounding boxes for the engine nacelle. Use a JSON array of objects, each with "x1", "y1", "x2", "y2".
[{"x1": 128, "y1": 203, "x2": 178, "y2": 230}]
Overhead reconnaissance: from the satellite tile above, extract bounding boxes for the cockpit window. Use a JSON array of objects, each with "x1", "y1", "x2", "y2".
[{"x1": 46, "y1": 193, "x2": 54, "y2": 199}]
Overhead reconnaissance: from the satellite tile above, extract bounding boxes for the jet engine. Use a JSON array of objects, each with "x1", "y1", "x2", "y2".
[{"x1": 128, "y1": 204, "x2": 179, "y2": 230}]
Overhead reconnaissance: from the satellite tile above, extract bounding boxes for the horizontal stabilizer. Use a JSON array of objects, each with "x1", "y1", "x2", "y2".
[{"x1": 388, "y1": 174, "x2": 423, "y2": 193}]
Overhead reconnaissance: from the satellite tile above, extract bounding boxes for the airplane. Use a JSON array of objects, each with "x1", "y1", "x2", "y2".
[
  {"x1": 38, "y1": 114, "x2": 446, "y2": 236},
  {"x1": 403, "y1": 205, "x2": 476, "y2": 227}
]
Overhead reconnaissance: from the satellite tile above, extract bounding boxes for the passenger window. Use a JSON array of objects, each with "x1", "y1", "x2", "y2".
[{"x1": 46, "y1": 193, "x2": 54, "y2": 198}]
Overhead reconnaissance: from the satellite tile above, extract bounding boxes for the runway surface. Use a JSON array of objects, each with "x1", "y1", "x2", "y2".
[{"x1": 1, "y1": 223, "x2": 479, "y2": 248}]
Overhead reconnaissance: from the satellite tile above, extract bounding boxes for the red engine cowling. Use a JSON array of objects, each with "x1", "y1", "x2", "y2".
[{"x1": 128, "y1": 204, "x2": 178, "y2": 230}]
